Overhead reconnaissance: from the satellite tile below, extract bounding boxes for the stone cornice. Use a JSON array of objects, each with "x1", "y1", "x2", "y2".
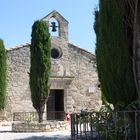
[{"x1": 50, "y1": 76, "x2": 74, "y2": 79}]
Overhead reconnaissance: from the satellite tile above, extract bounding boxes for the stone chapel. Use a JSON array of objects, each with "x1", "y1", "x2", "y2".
[{"x1": 1, "y1": 11, "x2": 101, "y2": 121}]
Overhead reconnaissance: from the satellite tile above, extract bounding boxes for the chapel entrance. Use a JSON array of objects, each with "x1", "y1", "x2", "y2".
[{"x1": 47, "y1": 89, "x2": 65, "y2": 120}]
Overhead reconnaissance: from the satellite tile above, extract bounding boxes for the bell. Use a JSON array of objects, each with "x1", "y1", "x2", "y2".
[{"x1": 51, "y1": 22, "x2": 57, "y2": 32}]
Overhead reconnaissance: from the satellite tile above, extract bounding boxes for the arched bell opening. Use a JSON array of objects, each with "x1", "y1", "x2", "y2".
[
  {"x1": 49, "y1": 17, "x2": 60, "y2": 37},
  {"x1": 43, "y1": 11, "x2": 68, "y2": 40}
]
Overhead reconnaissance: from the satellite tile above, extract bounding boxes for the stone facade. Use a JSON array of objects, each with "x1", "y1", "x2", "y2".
[{"x1": 1, "y1": 11, "x2": 101, "y2": 121}]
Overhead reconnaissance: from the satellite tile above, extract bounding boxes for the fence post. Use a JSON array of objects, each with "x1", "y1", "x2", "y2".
[{"x1": 135, "y1": 111, "x2": 138, "y2": 140}]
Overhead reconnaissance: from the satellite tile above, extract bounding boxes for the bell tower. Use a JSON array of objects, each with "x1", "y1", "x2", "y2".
[
  {"x1": 43, "y1": 10, "x2": 69, "y2": 41},
  {"x1": 43, "y1": 11, "x2": 72, "y2": 114}
]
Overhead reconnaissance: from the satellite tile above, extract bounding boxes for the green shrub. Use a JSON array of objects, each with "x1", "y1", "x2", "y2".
[
  {"x1": 0, "y1": 39, "x2": 7, "y2": 110},
  {"x1": 94, "y1": 0, "x2": 137, "y2": 110},
  {"x1": 30, "y1": 20, "x2": 51, "y2": 122}
]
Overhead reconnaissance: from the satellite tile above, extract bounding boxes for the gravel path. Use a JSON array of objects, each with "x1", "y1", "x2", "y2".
[{"x1": 0, "y1": 126, "x2": 71, "y2": 140}]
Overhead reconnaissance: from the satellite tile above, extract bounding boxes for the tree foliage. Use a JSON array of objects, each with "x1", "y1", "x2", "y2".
[
  {"x1": 30, "y1": 20, "x2": 51, "y2": 122},
  {"x1": 94, "y1": 0, "x2": 137, "y2": 110},
  {"x1": 0, "y1": 39, "x2": 7, "y2": 110}
]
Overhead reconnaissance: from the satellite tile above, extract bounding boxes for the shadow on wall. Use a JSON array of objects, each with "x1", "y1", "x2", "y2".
[{"x1": 15, "y1": 135, "x2": 71, "y2": 140}]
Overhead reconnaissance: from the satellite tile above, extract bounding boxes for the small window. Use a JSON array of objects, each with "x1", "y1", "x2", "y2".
[{"x1": 51, "y1": 48, "x2": 62, "y2": 59}]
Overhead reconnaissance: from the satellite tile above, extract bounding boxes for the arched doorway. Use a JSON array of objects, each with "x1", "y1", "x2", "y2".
[{"x1": 47, "y1": 89, "x2": 65, "y2": 120}]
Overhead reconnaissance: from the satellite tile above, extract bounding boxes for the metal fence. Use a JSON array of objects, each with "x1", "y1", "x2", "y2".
[
  {"x1": 13, "y1": 111, "x2": 65, "y2": 122},
  {"x1": 71, "y1": 111, "x2": 140, "y2": 140},
  {"x1": 13, "y1": 112, "x2": 39, "y2": 122}
]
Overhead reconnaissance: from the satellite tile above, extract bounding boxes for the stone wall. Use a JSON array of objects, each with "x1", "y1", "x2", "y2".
[
  {"x1": 5, "y1": 44, "x2": 35, "y2": 121},
  {"x1": 1, "y1": 36, "x2": 101, "y2": 121},
  {"x1": 12, "y1": 121, "x2": 69, "y2": 132},
  {"x1": 67, "y1": 43, "x2": 101, "y2": 112}
]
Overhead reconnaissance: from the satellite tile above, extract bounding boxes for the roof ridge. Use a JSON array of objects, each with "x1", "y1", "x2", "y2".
[
  {"x1": 68, "y1": 42, "x2": 95, "y2": 56},
  {"x1": 6, "y1": 42, "x2": 30, "y2": 51}
]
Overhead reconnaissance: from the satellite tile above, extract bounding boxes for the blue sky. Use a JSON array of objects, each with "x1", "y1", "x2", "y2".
[{"x1": 0, "y1": 0, "x2": 98, "y2": 53}]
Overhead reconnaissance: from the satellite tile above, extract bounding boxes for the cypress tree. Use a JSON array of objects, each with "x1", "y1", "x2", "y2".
[
  {"x1": 30, "y1": 20, "x2": 51, "y2": 122},
  {"x1": 0, "y1": 39, "x2": 7, "y2": 110},
  {"x1": 94, "y1": 0, "x2": 137, "y2": 110}
]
